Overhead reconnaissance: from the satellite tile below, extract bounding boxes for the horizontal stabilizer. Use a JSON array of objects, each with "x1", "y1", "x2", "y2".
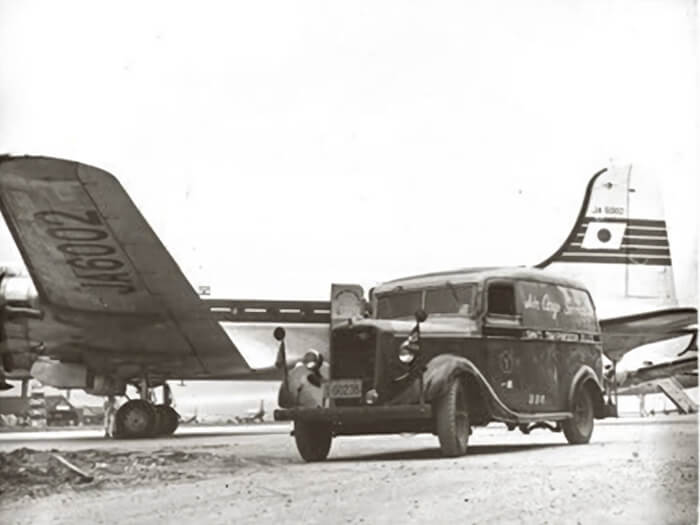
[{"x1": 599, "y1": 307, "x2": 697, "y2": 361}]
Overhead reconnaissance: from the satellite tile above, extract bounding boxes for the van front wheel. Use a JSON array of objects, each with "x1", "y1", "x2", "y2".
[
  {"x1": 563, "y1": 385, "x2": 594, "y2": 444},
  {"x1": 294, "y1": 420, "x2": 332, "y2": 462},
  {"x1": 435, "y1": 377, "x2": 470, "y2": 457}
]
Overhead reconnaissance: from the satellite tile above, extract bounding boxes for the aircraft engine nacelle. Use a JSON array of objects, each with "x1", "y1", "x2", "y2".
[
  {"x1": 602, "y1": 356, "x2": 629, "y2": 390},
  {"x1": 85, "y1": 374, "x2": 126, "y2": 396},
  {"x1": 0, "y1": 273, "x2": 39, "y2": 310},
  {"x1": 3, "y1": 351, "x2": 36, "y2": 373},
  {"x1": 0, "y1": 368, "x2": 11, "y2": 391},
  {"x1": 614, "y1": 370, "x2": 629, "y2": 388},
  {"x1": 31, "y1": 359, "x2": 88, "y2": 388},
  {"x1": 0, "y1": 271, "x2": 40, "y2": 390},
  {"x1": 30, "y1": 358, "x2": 126, "y2": 395}
]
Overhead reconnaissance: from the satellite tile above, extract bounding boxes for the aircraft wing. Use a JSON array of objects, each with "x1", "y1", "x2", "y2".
[
  {"x1": 599, "y1": 307, "x2": 697, "y2": 362},
  {"x1": 0, "y1": 156, "x2": 251, "y2": 378},
  {"x1": 206, "y1": 298, "x2": 331, "y2": 378}
]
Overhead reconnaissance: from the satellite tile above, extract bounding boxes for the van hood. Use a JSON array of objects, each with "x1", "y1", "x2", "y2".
[{"x1": 336, "y1": 316, "x2": 479, "y2": 337}]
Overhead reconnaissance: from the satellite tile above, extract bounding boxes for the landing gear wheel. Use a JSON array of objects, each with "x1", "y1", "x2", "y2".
[
  {"x1": 114, "y1": 399, "x2": 157, "y2": 438},
  {"x1": 563, "y1": 385, "x2": 594, "y2": 444},
  {"x1": 294, "y1": 420, "x2": 332, "y2": 462},
  {"x1": 154, "y1": 405, "x2": 179, "y2": 436},
  {"x1": 435, "y1": 377, "x2": 470, "y2": 457}
]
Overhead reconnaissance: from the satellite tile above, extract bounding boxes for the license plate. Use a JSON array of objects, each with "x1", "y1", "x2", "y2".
[{"x1": 328, "y1": 379, "x2": 362, "y2": 399}]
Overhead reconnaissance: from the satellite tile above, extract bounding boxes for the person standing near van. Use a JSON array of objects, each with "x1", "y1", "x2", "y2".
[{"x1": 103, "y1": 395, "x2": 118, "y2": 437}]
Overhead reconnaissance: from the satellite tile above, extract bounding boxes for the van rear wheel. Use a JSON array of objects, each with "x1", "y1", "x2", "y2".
[
  {"x1": 563, "y1": 385, "x2": 594, "y2": 444},
  {"x1": 435, "y1": 377, "x2": 470, "y2": 457},
  {"x1": 294, "y1": 420, "x2": 332, "y2": 462}
]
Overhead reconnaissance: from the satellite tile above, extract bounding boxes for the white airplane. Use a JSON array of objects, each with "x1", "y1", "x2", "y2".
[
  {"x1": 0, "y1": 156, "x2": 695, "y2": 438},
  {"x1": 531, "y1": 164, "x2": 697, "y2": 411}
]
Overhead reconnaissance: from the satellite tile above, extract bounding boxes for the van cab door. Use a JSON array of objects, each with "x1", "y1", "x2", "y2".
[{"x1": 484, "y1": 280, "x2": 560, "y2": 413}]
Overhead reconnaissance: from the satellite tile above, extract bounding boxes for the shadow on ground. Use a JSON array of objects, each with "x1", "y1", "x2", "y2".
[{"x1": 328, "y1": 442, "x2": 568, "y2": 462}]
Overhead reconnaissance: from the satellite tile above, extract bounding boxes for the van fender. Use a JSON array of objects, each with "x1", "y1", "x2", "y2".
[
  {"x1": 422, "y1": 354, "x2": 578, "y2": 423},
  {"x1": 569, "y1": 365, "x2": 605, "y2": 418},
  {"x1": 423, "y1": 354, "x2": 491, "y2": 403}
]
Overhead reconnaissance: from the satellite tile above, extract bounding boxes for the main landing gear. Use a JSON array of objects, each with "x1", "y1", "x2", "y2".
[{"x1": 113, "y1": 382, "x2": 180, "y2": 439}]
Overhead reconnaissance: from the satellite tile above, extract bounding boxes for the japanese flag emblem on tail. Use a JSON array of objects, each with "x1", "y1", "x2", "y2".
[
  {"x1": 580, "y1": 222, "x2": 627, "y2": 250},
  {"x1": 536, "y1": 164, "x2": 677, "y2": 316}
]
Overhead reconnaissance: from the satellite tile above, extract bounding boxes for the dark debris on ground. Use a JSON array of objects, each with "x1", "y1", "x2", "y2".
[{"x1": 0, "y1": 447, "x2": 243, "y2": 502}]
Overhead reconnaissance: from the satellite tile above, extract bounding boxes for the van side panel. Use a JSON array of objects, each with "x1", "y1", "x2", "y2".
[
  {"x1": 421, "y1": 337, "x2": 487, "y2": 378},
  {"x1": 516, "y1": 282, "x2": 598, "y2": 333},
  {"x1": 484, "y1": 333, "x2": 561, "y2": 412},
  {"x1": 514, "y1": 281, "x2": 602, "y2": 412}
]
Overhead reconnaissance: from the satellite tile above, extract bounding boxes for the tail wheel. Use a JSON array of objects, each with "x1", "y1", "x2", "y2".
[
  {"x1": 294, "y1": 420, "x2": 332, "y2": 462},
  {"x1": 563, "y1": 385, "x2": 595, "y2": 444},
  {"x1": 115, "y1": 399, "x2": 157, "y2": 438},
  {"x1": 155, "y1": 405, "x2": 180, "y2": 435},
  {"x1": 434, "y1": 377, "x2": 470, "y2": 457}
]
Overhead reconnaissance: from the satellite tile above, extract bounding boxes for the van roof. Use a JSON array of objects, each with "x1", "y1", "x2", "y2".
[{"x1": 374, "y1": 266, "x2": 588, "y2": 294}]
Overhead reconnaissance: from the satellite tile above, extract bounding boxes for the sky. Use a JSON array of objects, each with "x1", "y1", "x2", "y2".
[{"x1": 0, "y1": 1, "x2": 697, "y2": 413}]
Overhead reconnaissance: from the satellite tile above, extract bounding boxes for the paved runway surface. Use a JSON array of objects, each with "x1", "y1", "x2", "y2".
[{"x1": 1, "y1": 416, "x2": 697, "y2": 524}]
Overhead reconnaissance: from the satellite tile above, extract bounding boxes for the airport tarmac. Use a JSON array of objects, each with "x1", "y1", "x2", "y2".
[
  {"x1": 0, "y1": 415, "x2": 697, "y2": 525},
  {"x1": 0, "y1": 423, "x2": 292, "y2": 452}
]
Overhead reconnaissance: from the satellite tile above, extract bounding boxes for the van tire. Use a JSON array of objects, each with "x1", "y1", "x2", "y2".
[
  {"x1": 563, "y1": 384, "x2": 594, "y2": 444},
  {"x1": 435, "y1": 377, "x2": 470, "y2": 457},
  {"x1": 294, "y1": 420, "x2": 332, "y2": 462}
]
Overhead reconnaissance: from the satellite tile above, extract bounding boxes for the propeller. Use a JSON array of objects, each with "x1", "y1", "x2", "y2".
[
  {"x1": 0, "y1": 267, "x2": 13, "y2": 390},
  {"x1": 0, "y1": 266, "x2": 42, "y2": 390}
]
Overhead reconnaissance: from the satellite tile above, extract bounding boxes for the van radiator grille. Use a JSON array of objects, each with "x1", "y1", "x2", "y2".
[{"x1": 330, "y1": 327, "x2": 376, "y2": 407}]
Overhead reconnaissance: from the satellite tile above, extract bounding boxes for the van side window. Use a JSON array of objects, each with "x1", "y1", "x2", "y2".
[{"x1": 488, "y1": 283, "x2": 516, "y2": 316}]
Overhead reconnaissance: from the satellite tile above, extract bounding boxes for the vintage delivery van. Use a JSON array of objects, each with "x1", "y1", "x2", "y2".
[{"x1": 274, "y1": 267, "x2": 613, "y2": 461}]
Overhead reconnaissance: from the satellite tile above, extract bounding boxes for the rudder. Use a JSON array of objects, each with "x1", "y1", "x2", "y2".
[{"x1": 536, "y1": 165, "x2": 677, "y2": 317}]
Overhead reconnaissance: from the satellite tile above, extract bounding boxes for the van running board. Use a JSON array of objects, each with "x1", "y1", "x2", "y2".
[{"x1": 506, "y1": 421, "x2": 562, "y2": 434}]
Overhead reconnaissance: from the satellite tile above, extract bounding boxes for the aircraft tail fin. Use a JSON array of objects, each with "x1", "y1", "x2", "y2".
[{"x1": 536, "y1": 165, "x2": 678, "y2": 317}]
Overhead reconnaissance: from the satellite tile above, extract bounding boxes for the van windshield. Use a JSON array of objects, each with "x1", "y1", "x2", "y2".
[
  {"x1": 376, "y1": 291, "x2": 422, "y2": 319},
  {"x1": 376, "y1": 284, "x2": 476, "y2": 319}
]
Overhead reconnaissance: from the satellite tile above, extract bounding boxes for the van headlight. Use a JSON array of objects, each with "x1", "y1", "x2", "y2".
[
  {"x1": 398, "y1": 333, "x2": 420, "y2": 364},
  {"x1": 398, "y1": 345, "x2": 416, "y2": 364}
]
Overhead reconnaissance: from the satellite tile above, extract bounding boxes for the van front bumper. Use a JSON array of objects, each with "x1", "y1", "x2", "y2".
[{"x1": 274, "y1": 404, "x2": 432, "y2": 424}]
